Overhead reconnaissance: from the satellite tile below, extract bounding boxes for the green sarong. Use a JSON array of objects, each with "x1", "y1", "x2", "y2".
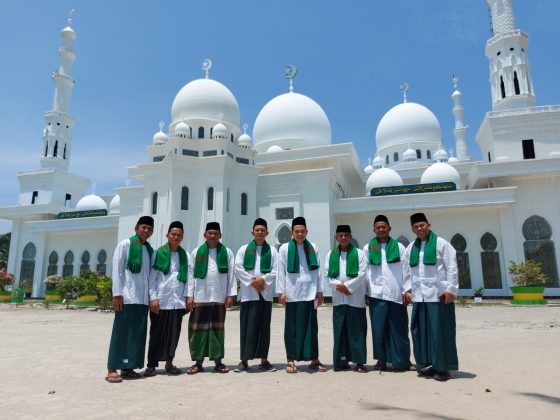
[
  {"x1": 368, "y1": 297, "x2": 411, "y2": 369},
  {"x1": 239, "y1": 295, "x2": 272, "y2": 360},
  {"x1": 411, "y1": 302, "x2": 458, "y2": 372},
  {"x1": 188, "y1": 303, "x2": 226, "y2": 361},
  {"x1": 332, "y1": 304, "x2": 367, "y2": 368},
  {"x1": 107, "y1": 304, "x2": 149, "y2": 370},
  {"x1": 284, "y1": 301, "x2": 318, "y2": 361}
]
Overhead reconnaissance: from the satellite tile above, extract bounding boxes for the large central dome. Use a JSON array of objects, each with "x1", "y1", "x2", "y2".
[
  {"x1": 171, "y1": 79, "x2": 240, "y2": 126},
  {"x1": 376, "y1": 102, "x2": 440, "y2": 151},
  {"x1": 253, "y1": 92, "x2": 331, "y2": 152}
]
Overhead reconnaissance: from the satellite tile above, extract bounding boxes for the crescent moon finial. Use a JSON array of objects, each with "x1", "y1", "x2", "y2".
[
  {"x1": 158, "y1": 121, "x2": 164, "y2": 131},
  {"x1": 399, "y1": 82, "x2": 409, "y2": 103},
  {"x1": 68, "y1": 9, "x2": 75, "y2": 25},
  {"x1": 284, "y1": 65, "x2": 297, "y2": 92},
  {"x1": 202, "y1": 59, "x2": 212, "y2": 79},
  {"x1": 452, "y1": 74, "x2": 459, "y2": 89},
  {"x1": 242, "y1": 122, "x2": 248, "y2": 133}
]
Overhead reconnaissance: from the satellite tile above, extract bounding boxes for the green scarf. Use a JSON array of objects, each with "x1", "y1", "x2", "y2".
[
  {"x1": 193, "y1": 242, "x2": 229, "y2": 279},
  {"x1": 287, "y1": 239, "x2": 319, "y2": 273},
  {"x1": 368, "y1": 237, "x2": 400, "y2": 265},
  {"x1": 327, "y1": 244, "x2": 359, "y2": 278},
  {"x1": 409, "y1": 231, "x2": 438, "y2": 267},
  {"x1": 152, "y1": 243, "x2": 189, "y2": 283},
  {"x1": 126, "y1": 234, "x2": 154, "y2": 273},
  {"x1": 243, "y1": 240, "x2": 272, "y2": 274}
]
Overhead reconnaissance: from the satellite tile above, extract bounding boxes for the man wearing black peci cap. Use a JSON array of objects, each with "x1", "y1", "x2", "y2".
[
  {"x1": 106, "y1": 215, "x2": 155, "y2": 383},
  {"x1": 406, "y1": 212, "x2": 459, "y2": 382},
  {"x1": 234, "y1": 218, "x2": 278, "y2": 372},
  {"x1": 186, "y1": 222, "x2": 236, "y2": 375},
  {"x1": 277, "y1": 216, "x2": 326, "y2": 373}
]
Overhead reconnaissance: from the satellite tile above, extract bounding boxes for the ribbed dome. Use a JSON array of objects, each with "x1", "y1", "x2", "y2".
[
  {"x1": 421, "y1": 162, "x2": 460, "y2": 187},
  {"x1": 153, "y1": 129, "x2": 168, "y2": 144},
  {"x1": 171, "y1": 79, "x2": 240, "y2": 126},
  {"x1": 76, "y1": 194, "x2": 108, "y2": 211},
  {"x1": 376, "y1": 102, "x2": 440, "y2": 151},
  {"x1": 109, "y1": 194, "x2": 121, "y2": 214},
  {"x1": 212, "y1": 122, "x2": 228, "y2": 139},
  {"x1": 365, "y1": 167, "x2": 403, "y2": 193},
  {"x1": 174, "y1": 121, "x2": 190, "y2": 137},
  {"x1": 238, "y1": 133, "x2": 252, "y2": 147},
  {"x1": 372, "y1": 154, "x2": 384, "y2": 169},
  {"x1": 403, "y1": 147, "x2": 417, "y2": 161},
  {"x1": 253, "y1": 92, "x2": 331, "y2": 152},
  {"x1": 433, "y1": 148, "x2": 449, "y2": 162}
]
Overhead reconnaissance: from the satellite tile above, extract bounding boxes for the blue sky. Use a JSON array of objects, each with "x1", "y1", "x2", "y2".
[{"x1": 0, "y1": 0, "x2": 559, "y2": 233}]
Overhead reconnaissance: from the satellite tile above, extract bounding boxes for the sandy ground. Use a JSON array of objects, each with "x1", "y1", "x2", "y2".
[{"x1": 1, "y1": 303, "x2": 560, "y2": 420}]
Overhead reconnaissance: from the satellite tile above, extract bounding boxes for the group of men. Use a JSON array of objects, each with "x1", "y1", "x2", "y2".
[{"x1": 105, "y1": 212, "x2": 459, "y2": 383}]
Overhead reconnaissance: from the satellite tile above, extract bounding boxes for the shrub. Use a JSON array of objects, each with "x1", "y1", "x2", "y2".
[
  {"x1": 0, "y1": 268, "x2": 14, "y2": 291},
  {"x1": 43, "y1": 275, "x2": 64, "y2": 291},
  {"x1": 508, "y1": 260, "x2": 548, "y2": 287}
]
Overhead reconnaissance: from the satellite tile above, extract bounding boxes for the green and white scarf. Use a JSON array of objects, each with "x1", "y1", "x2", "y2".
[
  {"x1": 126, "y1": 234, "x2": 154, "y2": 273},
  {"x1": 327, "y1": 244, "x2": 359, "y2": 278},
  {"x1": 243, "y1": 240, "x2": 272, "y2": 274},
  {"x1": 368, "y1": 237, "x2": 400, "y2": 266},
  {"x1": 193, "y1": 242, "x2": 229, "y2": 279},
  {"x1": 287, "y1": 239, "x2": 319, "y2": 273},
  {"x1": 409, "y1": 231, "x2": 438, "y2": 267},
  {"x1": 152, "y1": 243, "x2": 189, "y2": 283}
]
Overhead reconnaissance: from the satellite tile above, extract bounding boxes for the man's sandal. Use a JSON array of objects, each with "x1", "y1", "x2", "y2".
[
  {"x1": 165, "y1": 365, "x2": 182, "y2": 375},
  {"x1": 186, "y1": 364, "x2": 204, "y2": 375},
  {"x1": 144, "y1": 367, "x2": 157, "y2": 377},
  {"x1": 308, "y1": 362, "x2": 327, "y2": 372},
  {"x1": 121, "y1": 369, "x2": 141, "y2": 379},
  {"x1": 285, "y1": 362, "x2": 298, "y2": 373},
  {"x1": 214, "y1": 363, "x2": 229, "y2": 374},
  {"x1": 354, "y1": 364, "x2": 368, "y2": 373},
  {"x1": 105, "y1": 372, "x2": 123, "y2": 383}
]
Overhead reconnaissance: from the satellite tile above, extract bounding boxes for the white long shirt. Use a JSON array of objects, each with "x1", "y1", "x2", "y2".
[
  {"x1": 235, "y1": 243, "x2": 278, "y2": 302},
  {"x1": 363, "y1": 241, "x2": 411, "y2": 304},
  {"x1": 277, "y1": 241, "x2": 323, "y2": 302},
  {"x1": 111, "y1": 238, "x2": 151, "y2": 305},
  {"x1": 148, "y1": 251, "x2": 192, "y2": 310},
  {"x1": 405, "y1": 236, "x2": 458, "y2": 303},
  {"x1": 187, "y1": 245, "x2": 236, "y2": 303},
  {"x1": 324, "y1": 248, "x2": 367, "y2": 308}
]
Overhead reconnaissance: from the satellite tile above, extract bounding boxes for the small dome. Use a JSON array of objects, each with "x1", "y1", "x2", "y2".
[
  {"x1": 76, "y1": 194, "x2": 108, "y2": 211},
  {"x1": 153, "y1": 129, "x2": 168, "y2": 145},
  {"x1": 266, "y1": 145, "x2": 283, "y2": 153},
  {"x1": 372, "y1": 154, "x2": 384, "y2": 169},
  {"x1": 364, "y1": 164, "x2": 374, "y2": 175},
  {"x1": 376, "y1": 102, "x2": 441, "y2": 152},
  {"x1": 403, "y1": 147, "x2": 417, "y2": 161},
  {"x1": 171, "y1": 79, "x2": 240, "y2": 126},
  {"x1": 61, "y1": 26, "x2": 76, "y2": 40},
  {"x1": 175, "y1": 121, "x2": 191, "y2": 138},
  {"x1": 365, "y1": 167, "x2": 403, "y2": 193},
  {"x1": 238, "y1": 133, "x2": 252, "y2": 147},
  {"x1": 212, "y1": 122, "x2": 228, "y2": 139},
  {"x1": 109, "y1": 194, "x2": 121, "y2": 214},
  {"x1": 253, "y1": 92, "x2": 331, "y2": 152},
  {"x1": 421, "y1": 162, "x2": 460, "y2": 187},
  {"x1": 433, "y1": 148, "x2": 449, "y2": 162}
]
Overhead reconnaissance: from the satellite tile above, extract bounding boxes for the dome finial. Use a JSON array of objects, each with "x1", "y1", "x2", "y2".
[
  {"x1": 218, "y1": 112, "x2": 224, "y2": 122},
  {"x1": 67, "y1": 9, "x2": 75, "y2": 26},
  {"x1": 242, "y1": 122, "x2": 248, "y2": 134},
  {"x1": 158, "y1": 121, "x2": 164, "y2": 132},
  {"x1": 91, "y1": 182, "x2": 96, "y2": 195},
  {"x1": 202, "y1": 59, "x2": 212, "y2": 79},
  {"x1": 284, "y1": 65, "x2": 297, "y2": 92},
  {"x1": 399, "y1": 82, "x2": 409, "y2": 103},
  {"x1": 452, "y1": 74, "x2": 459, "y2": 90}
]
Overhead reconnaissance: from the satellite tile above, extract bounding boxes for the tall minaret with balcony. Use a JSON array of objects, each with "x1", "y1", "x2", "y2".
[
  {"x1": 486, "y1": 0, "x2": 535, "y2": 111},
  {"x1": 40, "y1": 10, "x2": 77, "y2": 171},
  {"x1": 451, "y1": 77, "x2": 470, "y2": 161}
]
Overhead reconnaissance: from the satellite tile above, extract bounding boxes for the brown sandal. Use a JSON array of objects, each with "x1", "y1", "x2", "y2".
[
  {"x1": 308, "y1": 362, "x2": 327, "y2": 372},
  {"x1": 121, "y1": 369, "x2": 141, "y2": 379},
  {"x1": 354, "y1": 364, "x2": 368, "y2": 373},
  {"x1": 214, "y1": 363, "x2": 229, "y2": 373},
  {"x1": 165, "y1": 365, "x2": 182, "y2": 375},
  {"x1": 105, "y1": 372, "x2": 123, "y2": 383},
  {"x1": 286, "y1": 362, "x2": 298, "y2": 374},
  {"x1": 186, "y1": 364, "x2": 204, "y2": 375},
  {"x1": 144, "y1": 367, "x2": 157, "y2": 377}
]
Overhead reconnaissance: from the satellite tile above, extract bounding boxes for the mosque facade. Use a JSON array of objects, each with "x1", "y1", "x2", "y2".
[{"x1": 1, "y1": 0, "x2": 559, "y2": 298}]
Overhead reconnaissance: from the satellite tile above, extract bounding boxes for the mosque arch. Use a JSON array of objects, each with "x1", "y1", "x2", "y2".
[
  {"x1": 207, "y1": 187, "x2": 214, "y2": 211},
  {"x1": 513, "y1": 71, "x2": 520, "y2": 95},
  {"x1": 522, "y1": 215, "x2": 558, "y2": 286},
  {"x1": 426, "y1": 150, "x2": 431, "y2": 160},
  {"x1": 393, "y1": 152, "x2": 399, "y2": 162},
  {"x1": 480, "y1": 232, "x2": 503, "y2": 289},
  {"x1": 385, "y1": 155, "x2": 389, "y2": 165},
  {"x1": 63, "y1": 143, "x2": 67, "y2": 159},
  {"x1": 80, "y1": 250, "x2": 91, "y2": 274},
  {"x1": 500, "y1": 75, "x2": 506, "y2": 99},
  {"x1": 47, "y1": 251, "x2": 58, "y2": 276},
  {"x1": 151, "y1": 192, "x2": 158, "y2": 215},
  {"x1": 45, "y1": 142, "x2": 48, "y2": 157},
  {"x1": 62, "y1": 250, "x2": 74, "y2": 277},
  {"x1": 275, "y1": 223, "x2": 292, "y2": 249},
  {"x1": 416, "y1": 149, "x2": 422, "y2": 159},
  {"x1": 451, "y1": 233, "x2": 471, "y2": 289},
  {"x1": 181, "y1": 187, "x2": 189, "y2": 211},
  {"x1": 198, "y1": 127, "x2": 204, "y2": 139},
  {"x1": 97, "y1": 249, "x2": 107, "y2": 275},
  {"x1": 241, "y1": 193, "x2": 248, "y2": 215},
  {"x1": 53, "y1": 141, "x2": 58, "y2": 157},
  {"x1": 20, "y1": 242, "x2": 36, "y2": 290}
]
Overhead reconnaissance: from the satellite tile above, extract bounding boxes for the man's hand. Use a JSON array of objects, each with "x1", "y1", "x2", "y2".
[
  {"x1": 402, "y1": 291, "x2": 412, "y2": 306},
  {"x1": 149, "y1": 299, "x2": 160, "y2": 314},
  {"x1": 112, "y1": 295, "x2": 123, "y2": 311},
  {"x1": 187, "y1": 297, "x2": 195, "y2": 312},
  {"x1": 225, "y1": 296, "x2": 234, "y2": 309},
  {"x1": 251, "y1": 277, "x2": 265, "y2": 293},
  {"x1": 440, "y1": 291, "x2": 455, "y2": 304},
  {"x1": 335, "y1": 283, "x2": 352, "y2": 296},
  {"x1": 278, "y1": 293, "x2": 287, "y2": 305},
  {"x1": 315, "y1": 292, "x2": 324, "y2": 308}
]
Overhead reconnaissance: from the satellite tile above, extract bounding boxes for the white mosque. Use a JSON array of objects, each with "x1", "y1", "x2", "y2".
[{"x1": 1, "y1": 0, "x2": 558, "y2": 298}]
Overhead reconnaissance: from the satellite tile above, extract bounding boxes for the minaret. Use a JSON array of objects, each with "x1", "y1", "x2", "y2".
[
  {"x1": 451, "y1": 76, "x2": 470, "y2": 161},
  {"x1": 40, "y1": 10, "x2": 77, "y2": 171},
  {"x1": 486, "y1": 0, "x2": 535, "y2": 111}
]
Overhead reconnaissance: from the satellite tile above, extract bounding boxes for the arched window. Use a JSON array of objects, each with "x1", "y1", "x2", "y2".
[
  {"x1": 276, "y1": 224, "x2": 292, "y2": 249},
  {"x1": 45, "y1": 142, "x2": 48, "y2": 157},
  {"x1": 210, "y1": 127, "x2": 213, "y2": 138},
  {"x1": 451, "y1": 234, "x2": 471, "y2": 289},
  {"x1": 480, "y1": 232, "x2": 502, "y2": 289},
  {"x1": 198, "y1": 127, "x2": 204, "y2": 139},
  {"x1": 426, "y1": 150, "x2": 432, "y2": 160},
  {"x1": 47, "y1": 251, "x2": 58, "y2": 276},
  {"x1": 63, "y1": 143, "x2": 67, "y2": 159},
  {"x1": 226, "y1": 188, "x2": 230, "y2": 212},
  {"x1": 97, "y1": 249, "x2": 108, "y2": 275},
  {"x1": 393, "y1": 152, "x2": 399, "y2": 162},
  {"x1": 20, "y1": 242, "x2": 36, "y2": 293},
  {"x1": 522, "y1": 215, "x2": 558, "y2": 286},
  {"x1": 500, "y1": 75, "x2": 506, "y2": 99},
  {"x1": 230, "y1": 133, "x2": 234, "y2": 143},
  {"x1": 62, "y1": 250, "x2": 74, "y2": 277},
  {"x1": 416, "y1": 149, "x2": 422, "y2": 159},
  {"x1": 385, "y1": 155, "x2": 389, "y2": 165},
  {"x1": 207, "y1": 187, "x2": 214, "y2": 211},
  {"x1": 181, "y1": 187, "x2": 189, "y2": 210},
  {"x1": 241, "y1": 193, "x2": 248, "y2": 215},
  {"x1": 80, "y1": 251, "x2": 91, "y2": 275},
  {"x1": 513, "y1": 71, "x2": 520, "y2": 95},
  {"x1": 151, "y1": 192, "x2": 158, "y2": 215},
  {"x1": 53, "y1": 141, "x2": 58, "y2": 157}
]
